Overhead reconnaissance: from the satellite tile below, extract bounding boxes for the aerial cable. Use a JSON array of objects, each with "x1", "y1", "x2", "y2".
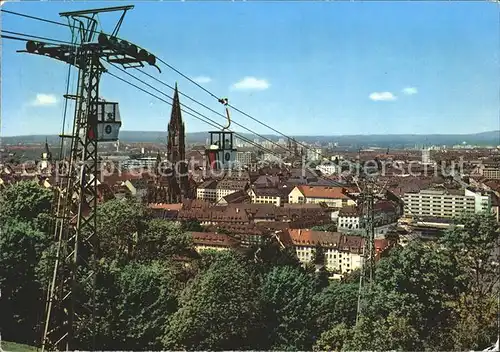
[
  {"x1": 1, "y1": 9, "x2": 74, "y2": 29},
  {"x1": 1, "y1": 8, "x2": 327, "y2": 161},
  {"x1": 131, "y1": 67, "x2": 293, "y2": 155},
  {"x1": 105, "y1": 70, "x2": 279, "y2": 157},
  {"x1": 111, "y1": 63, "x2": 292, "y2": 155},
  {"x1": 1, "y1": 30, "x2": 74, "y2": 45}
]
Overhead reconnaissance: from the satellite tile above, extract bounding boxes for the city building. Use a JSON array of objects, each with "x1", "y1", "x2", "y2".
[
  {"x1": 248, "y1": 187, "x2": 287, "y2": 206},
  {"x1": 307, "y1": 148, "x2": 322, "y2": 162},
  {"x1": 288, "y1": 229, "x2": 362, "y2": 275},
  {"x1": 316, "y1": 164, "x2": 339, "y2": 176},
  {"x1": 235, "y1": 150, "x2": 253, "y2": 167},
  {"x1": 403, "y1": 187, "x2": 491, "y2": 218},
  {"x1": 288, "y1": 185, "x2": 356, "y2": 207},
  {"x1": 196, "y1": 179, "x2": 217, "y2": 202},
  {"x1": 483, "y1": 165, "x2": 500, "y2": 180},
  {"x1": 166, "y1": 83, "x2": 189, "y2": 201},
  {"x1": 191, "y1": 232, "x2": 240, "y2": 252},
  {"x1": 337, "y1": 201, "x2": 399, "y2": 237}
]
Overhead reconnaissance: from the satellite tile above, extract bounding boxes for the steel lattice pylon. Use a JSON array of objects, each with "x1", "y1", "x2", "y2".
[
  {"x1": 10, "y1": 5, "x2": 160, "y2": 351},
  {"x1": 42, "y1": 48, "x2": 103, "y2": 352}
]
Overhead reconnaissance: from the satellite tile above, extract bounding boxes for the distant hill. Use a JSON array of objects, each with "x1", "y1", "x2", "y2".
[{"x1": 2, "y1": 130, "x2": 499, "y2": 148}]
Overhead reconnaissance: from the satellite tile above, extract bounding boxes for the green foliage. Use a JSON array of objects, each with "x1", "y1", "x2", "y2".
[
  {"x1": 180, "y1": 219, "x2": 205, "y2": 232},
  {"x1": 95, "y1": 198, "x2": 149, "y2": 260},
  {"x1": 93, "y1": 261, "x2": 182, "y2": 350},
  {"x1": 162, "y1": 251, "x2": 263, "y2": 350},
  {"x1": 0, "y1": 182, "x2": 54, "y2": 345},
  {"x1": 137, "y1": 219, "x2": 193, "y2": 261},
  {"x1": 313, "y1": 323, "x2": 352, "y2": 352},
  {"x1": 0, "y1": 180, "x2": 53, "y2": 229},
  {"x1": 260, "y1": 266, "x2": 317, "y2": 350},
  {"x1": 369, "y1": 240, "x2": 466, "y2": 349},
  {"x1": 243, "y1": 237, "x2": 301, "y2": 274},
  {"x1": 313, "y1": 282, "x2": 358, "y2": 334},
  {"x1": 2, "y1": 186, "x2": 499, "y2": 352}
]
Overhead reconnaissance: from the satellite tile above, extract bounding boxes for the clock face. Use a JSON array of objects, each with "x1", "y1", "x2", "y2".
[
  {"x1": 105, "y1": 125, "x2": 112, "y2": 134},
  {"x1": 224, "y1": 152, "x2": 231, "y2": 161}
]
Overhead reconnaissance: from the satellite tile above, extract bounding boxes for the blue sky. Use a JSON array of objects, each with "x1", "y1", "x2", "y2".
[{"x1": 2, "y1": 1, "x2": 499, "y2": 136}]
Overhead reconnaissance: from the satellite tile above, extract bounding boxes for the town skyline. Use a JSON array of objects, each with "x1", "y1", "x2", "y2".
[{"x1": 2, "y1": 1, "x2": 499, "y2": 137}]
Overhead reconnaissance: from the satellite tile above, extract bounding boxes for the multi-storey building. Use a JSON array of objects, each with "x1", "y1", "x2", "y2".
[
  {"x1": 483, "y1": 166, "x2": 500, "y2": 180},
  {"x1": 196, "y1": 179, "x2": 217, "y2": 202},
  {"x1": 248, "y1": 187, "x2": 287, "y2": 206},
  {"x1": 196, "y1": 179, "x2": 249, "y2": 203},
  {"x1": 403, "y1": 188, "x2": 491, "y2": 218},
  {"x1": 235, "y1": 150, "x2": 253, "y2": 167},
  {"x1": 337, "y1": 201, "x2": 399, "y2": 237},
  {"x1": 288, "y1": 185, "x2": 356, "y2": 207},
  {"x1": 288, "y1": 229, "x2": 391, "y2": 276}
]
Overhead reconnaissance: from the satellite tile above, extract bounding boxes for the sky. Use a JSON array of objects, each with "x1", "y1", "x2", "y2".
[{"x1": 1, "y1": 1, "x2": 500, "y2": 137}]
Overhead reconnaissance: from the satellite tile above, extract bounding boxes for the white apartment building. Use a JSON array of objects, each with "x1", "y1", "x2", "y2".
[
  {"x1": 196, "y1": 179, "x2": 250, "y2": 203},
  {"x1": 307, "y1": 148, "x2": 323, "y2": 162},
  {"x1": 337, "y1": 201, "x2": 399, "y2": 237},
  {"x1": 288, "y1": 229, "x2": 363, "y2": 275},
  {"x1": 248, "y1": 187, "x2": 285, "y2": 206},
  {"x1": 235, "y1": 151, "x2": 253, "y2": 167},
  {"x1": 196, "y1": 179, "x2": 218, "y2": 202},
  {"x1": 288, "y1": 185, "x2": 356, "y2": 208},
  {"x1": 316, "y1": 164, "x2": 340, "y2": 176},
  {"x1": 403, "y1": 188, "x2": 491, "y2": 218}
]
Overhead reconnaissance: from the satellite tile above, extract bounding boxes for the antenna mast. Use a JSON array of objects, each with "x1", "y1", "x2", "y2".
[{"x1": 11, "y1": 5, "x2": 159, "y2": 350}]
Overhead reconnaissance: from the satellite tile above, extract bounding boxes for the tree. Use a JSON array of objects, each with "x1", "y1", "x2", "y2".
[
  {"x1": 162, "y1": 251, "x2": 263, "y2": 350},
  {"x1": 439, "y1": 213, "x2": 500, "y2": 349},
  {"x1": 95, "y1": 198, "x2": 149, "y2": 261},
  {"x1": 312, "y1": 282, "x2": 358, "y2": 335},
  {"x1": 0, "y1": 180, "x2": 53, "y2": 229},
  {"x1": 92, "y1": 260, "x2": 182, "y2": 350},
  {"x1": 313, "y1": 323, "x2": 352, "y2": 352},
  {"x1": 180, "y1": 219, "x2": 205, "y2": 232},
  {"x1": 363, "y1": 240, "x2": 466, "y2": 350},
  {"x1": 137, "y1": 219, "x2": 193, "y2": 261},
  {"x1": 0, "y1": 182, "x2": 54, "y2": 345},
  {"x1": 260, "y1": 266, "x2": 317, "y2": 350},
  {"x1": 0, "y1": 220, "x2": 49, "y2": 345},
  {"x1": 344, "y1": 313, "x2": 419, "y2": 351}
]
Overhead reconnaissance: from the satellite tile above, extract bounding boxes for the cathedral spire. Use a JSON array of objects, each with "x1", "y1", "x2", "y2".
[{"x1": 170, "y1": 82, "x2": 182, "y2": 128}]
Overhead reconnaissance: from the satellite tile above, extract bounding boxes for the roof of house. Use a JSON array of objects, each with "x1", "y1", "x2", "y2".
[
  {"x1": 148, "y1": 203, "x2": 184, "y2": 210},
  {"x1": 288, "y1": 229, "x2": 343, "y2": 248},
  {"x1": 191, "y1": 231, "x2": 240, "y2": 248},
  {"x1": 198, "y1": 179, "x2": 217, "y2": 189},
  {"x1": 216, "y1": 179, "x2": 249, "y2": 190},
  {"x1": 295, "y1": 185, "x2": 352, "y2": 199},
  {"x1": 251, "y1": 187, "x2": 287, "y2": 197},
  {"x1": 222, "y1": 190, "x2": 251, "y2": 204}
]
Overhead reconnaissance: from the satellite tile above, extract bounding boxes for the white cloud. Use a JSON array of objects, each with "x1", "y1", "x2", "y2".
[
  {"x1": 402, "y1": 87, "x2": 418, "y2": 95},
  {"x1": 231, "y1": 76, "x2": 270, "y2": 91},
  {"x1": 192, "y1": 76, "x2": 212, "y2": 84},
  {"x1": 31, "y1": 94, "x2": 57, "y2": 106},
  {"x1": 369, "y1": 91, "x2": 397, "y2": 102}
]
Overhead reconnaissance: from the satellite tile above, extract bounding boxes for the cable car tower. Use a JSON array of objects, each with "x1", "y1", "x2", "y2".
[
  {"x1": 205, "y1": 98, "x2": 237, "y2": 171},
  {"x1": 14, "y1": 5, "x2": 159, "y2": 351}
]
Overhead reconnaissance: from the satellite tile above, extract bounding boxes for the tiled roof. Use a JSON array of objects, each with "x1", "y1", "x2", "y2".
[
  {"x1": 296, "y1": 185, "x2": 352, "y2": 199},
  {"x1": 251, "y1": 187, "x2": 286, "y2": 197},
  {"x1": 216, "y1": 179, "x2": 249, "y2": 190},
  {"x1": 191, "y1": 232, "x2": 240, "y2": 248},
  {"x1": 198, "y1": 179, "x2": 217, "y2": 189},
  {"x1": 222, "y1": 190, "x2": 250, "y2": 204},
  {"x1": 288, "y1": 229, "x2": 343, "y2": 248},
  {"x1": 148, "y1": 203, "x2": 183, "y2": 210}
]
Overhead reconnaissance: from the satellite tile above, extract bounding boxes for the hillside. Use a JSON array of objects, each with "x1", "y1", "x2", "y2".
[{"x1": 2, "y1": 130, "x2": 499, "y2": 148}]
